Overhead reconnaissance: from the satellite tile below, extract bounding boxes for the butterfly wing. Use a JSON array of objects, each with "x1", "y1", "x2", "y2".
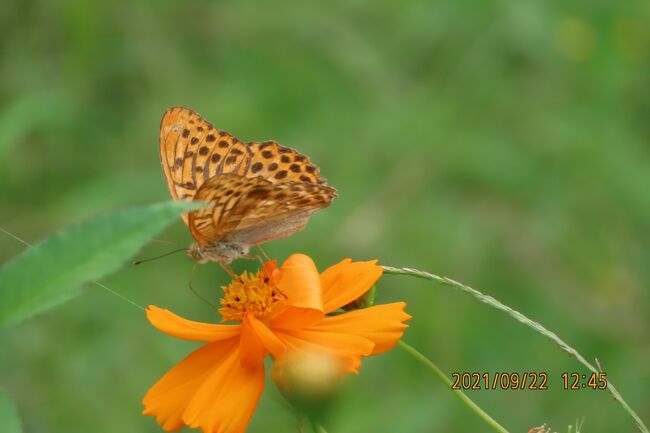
[
  {"x1": 186, "y1": 174, "x2": 271, "y2": 245},
  {"x1": 246, "y1": 141, "x2": 329, "y2": 185},
  {"x1": 226, "y1": 181, "x2": 337, "y2": 245},
  {"x1": 188, "y1": 173, "x2": 336, "y2": 247},
  {"x1": 160, "y1": 107, "x2": 337, "y2": 249},
  {"x1": 159, "y1": 107, "x2": 252, "y2": 223}
]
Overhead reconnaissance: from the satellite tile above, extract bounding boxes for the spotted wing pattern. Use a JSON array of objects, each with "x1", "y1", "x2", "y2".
[
  {"x1": 188, "y1": 173, "x2": 336, "y2": 246},
  {"x1": 247, "y1": 141, "x2": 327, "y2": 185},
  {"x1": 159, "y1": 107, "x2": 252, "y2": 222},
  {"x1": 160, "y1": 106, "x2": 336, "y2": 246}
]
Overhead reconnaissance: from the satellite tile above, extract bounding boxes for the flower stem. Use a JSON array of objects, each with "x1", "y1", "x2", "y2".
[
  {"x1": 398, "y1": 340, "x2": 510, "y2": 433},
  {"x1": 383, "y1": 265, "x2": 649, "y2": 433}
]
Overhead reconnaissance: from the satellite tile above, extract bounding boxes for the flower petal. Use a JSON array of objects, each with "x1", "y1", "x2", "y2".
[
  {"x1": 183, "y1": 345, "x2": 265, "y2": 433},
  {"x1": 240, "y1": 314, "x2": 267, "y2": 369},
  {"x1": 272, "y1": 254, "x2": 324, "y2": 329},
  {"x1": 275, "y1": 328, "x2": 374, "y2": 372},
  {"x1": 277, "y1": 254, "x2": 323, "y2": 311},
  {"x1": 146, "y1": 305, "x2": 241, "y2": 341},
  {"x1": 142, "y1": 338, "x2": 239, "y2": 431},
  {"x1": 320, "y1": 259, "x2": 383, "y2": 313},
  {"x1": 315, "y1": 302, "x2": 411, "y2": 355},
  {"x1": 244, "y1": 313, "x2": 287, "y2": 358}
]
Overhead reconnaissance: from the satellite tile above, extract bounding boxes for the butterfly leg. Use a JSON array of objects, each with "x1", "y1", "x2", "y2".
[
  {"x1": 219, "y1": 262, "x2": 238, "y2": 278},
  {"x1": 256, "y1": 244, "x2": 271, "y2": 262},
  {"x1": 241, "y1": 253, "x2": 265, "y2": 265}
]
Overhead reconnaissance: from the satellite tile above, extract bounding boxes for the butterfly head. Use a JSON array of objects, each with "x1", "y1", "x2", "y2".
[{"x1": 187, "y1": 242, "x2": 250, "y2": 265}]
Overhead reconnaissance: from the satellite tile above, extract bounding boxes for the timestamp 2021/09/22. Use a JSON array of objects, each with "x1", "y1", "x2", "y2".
[{"x1": 450, "y1": 372, "x2": 608, "y2": 390}]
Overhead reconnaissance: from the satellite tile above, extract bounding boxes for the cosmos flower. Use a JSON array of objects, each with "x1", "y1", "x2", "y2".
[{"x1": 143, "y1": 254, "x2": 410, "y2": 433}]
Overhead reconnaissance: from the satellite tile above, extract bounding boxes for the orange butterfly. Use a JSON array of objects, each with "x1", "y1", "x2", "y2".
[{"x1": 159, "y1": 107, "x2": 336, "y2": 266}]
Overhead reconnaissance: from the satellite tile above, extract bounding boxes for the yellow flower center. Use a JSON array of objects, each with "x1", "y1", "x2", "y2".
[{"x1": 219, "y1": 268, "x2": 285, "y2": 322}]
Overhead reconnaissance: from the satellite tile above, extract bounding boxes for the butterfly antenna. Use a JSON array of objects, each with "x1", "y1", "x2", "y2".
[
  {"x1": 188, "y1": 264, "x2": 217, "y2": 309},
  {"x1": 133, "y1": 248, "x2": 187, "y2": 265},
  {"x1": 150, "y1": 238, "x2": 178, "y2": 245}
]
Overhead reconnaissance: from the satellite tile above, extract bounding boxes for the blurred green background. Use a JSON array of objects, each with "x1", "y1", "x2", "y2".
[{"x1": 1, "y1": 0, "x2": 649, "y2": 432}]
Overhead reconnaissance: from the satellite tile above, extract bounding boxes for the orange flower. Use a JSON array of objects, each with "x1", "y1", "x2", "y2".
[{"x1": 143, "y1": 254, "x2": 411, "y2": 433}]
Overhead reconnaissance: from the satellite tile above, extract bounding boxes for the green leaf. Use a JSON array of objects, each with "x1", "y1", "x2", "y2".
[
  {"x1": 0, "y1": 389, "x2": 22, "y2": 433},
  {"x1": 0, "y1": 201, "x2": 202, "y2": 328}
]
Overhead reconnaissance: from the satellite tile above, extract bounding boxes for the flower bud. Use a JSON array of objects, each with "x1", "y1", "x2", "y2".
[
  {"x1": 271, "y1": 350, "x2": 345, "y2": 420},
  {"x1": 343, "y1": 285, "x2": 377, "y2": 310}
]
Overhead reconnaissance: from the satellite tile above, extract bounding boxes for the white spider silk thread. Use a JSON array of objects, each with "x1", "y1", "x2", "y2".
[{"x1": 0, "y1": 226, "x2": 145, "y2": 311}]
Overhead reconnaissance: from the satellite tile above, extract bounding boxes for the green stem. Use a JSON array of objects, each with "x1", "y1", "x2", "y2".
[
  {"x1": 398, "y1": 341, "x2": 510, "y2": 433},
  {"x1": 384, "y1": 265, "x2": 649, "y2": 433}
]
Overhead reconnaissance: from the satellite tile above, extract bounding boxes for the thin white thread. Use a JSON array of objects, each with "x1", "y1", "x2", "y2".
[{"x1": 0, "y1": 226, "x2": 145, "y2": 311}]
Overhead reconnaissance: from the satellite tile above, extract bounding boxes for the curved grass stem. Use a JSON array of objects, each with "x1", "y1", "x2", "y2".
[
  {"x1": 398, "y1": 340, "x2": 510, "y2": 433},
  {"x1": 383, "y1": 265, "x2": 649, "y2": 433}
]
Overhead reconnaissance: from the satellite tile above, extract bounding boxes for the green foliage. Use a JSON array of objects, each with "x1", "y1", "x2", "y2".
[
  {"x1": 0, "y1": 389, "x2": 22, "y2": 433},
  {"x1": 0, "y1": 201, "x2": 200, "y2": 328}
]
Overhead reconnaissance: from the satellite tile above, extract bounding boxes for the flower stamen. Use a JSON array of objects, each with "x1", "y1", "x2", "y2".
[{"x1": 219, "y1": 263, "x2": 284, "y2": 322}]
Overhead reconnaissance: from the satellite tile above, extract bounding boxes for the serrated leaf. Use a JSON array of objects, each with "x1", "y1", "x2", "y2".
[
  {"x1": 0, "y1": 389, "x2": 22, "y2": 433},
  {"x1": 0, "y1": 201, "x2": 202, "y2": 328}
]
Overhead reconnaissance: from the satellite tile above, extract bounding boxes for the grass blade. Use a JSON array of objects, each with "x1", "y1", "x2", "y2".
[{"x1": 383, "y1": 265, "x2": 648, "y2": 433}]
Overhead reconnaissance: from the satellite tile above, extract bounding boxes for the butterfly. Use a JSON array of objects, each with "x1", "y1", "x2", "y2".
[{"x1": 159, "y1": 107, "x2": 337, "y2": 266}]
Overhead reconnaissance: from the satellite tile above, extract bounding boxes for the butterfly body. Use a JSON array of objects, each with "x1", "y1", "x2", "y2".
[
  {"x1": 159, "y1": 107, "x2": 336, "y2": 266},
  {"x1": 187, "y1": 241, "x2": 247, "y2": 264},
  {"x1": 186, "y1": 209, "x2": 312, "y2": 264}
]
